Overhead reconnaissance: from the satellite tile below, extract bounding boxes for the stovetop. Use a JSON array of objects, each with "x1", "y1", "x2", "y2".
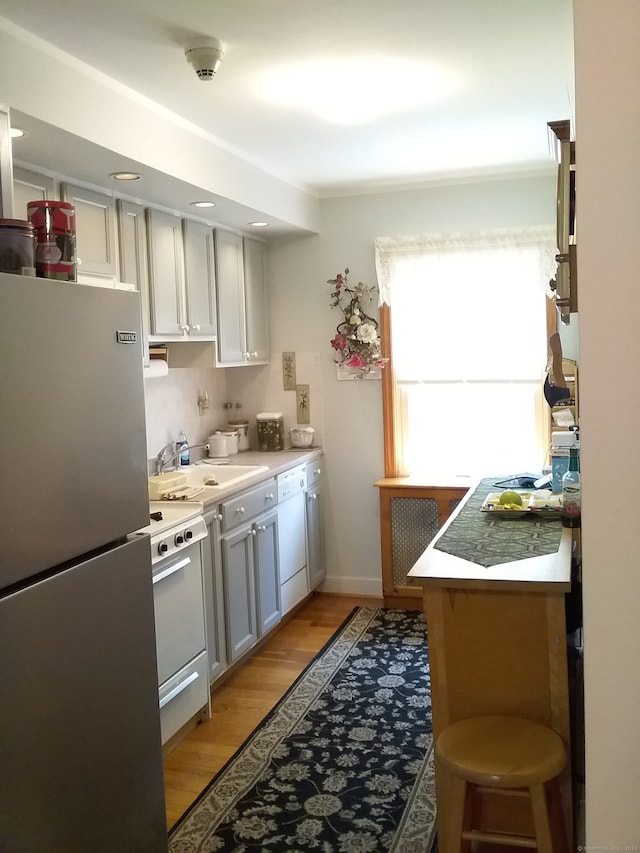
[{"x1": 137, "y1": 501, "x2": 203, "y2": 538}]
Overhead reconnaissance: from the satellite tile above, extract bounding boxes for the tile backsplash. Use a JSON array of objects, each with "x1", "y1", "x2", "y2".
[
  {"x1": 143, "y1": 366, "x2": 229, "y2": 464},
  {"x1": 143, "y1": 351, "x2": 324, "y2": 468}
]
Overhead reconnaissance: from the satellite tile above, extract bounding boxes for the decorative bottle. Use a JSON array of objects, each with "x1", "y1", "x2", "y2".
[
  {"x1": 561, "y1": 447, "x2": 581, "y2": 528},
  {"x1": 176, "y1": 430, "x2": 190, "y2": 467}
]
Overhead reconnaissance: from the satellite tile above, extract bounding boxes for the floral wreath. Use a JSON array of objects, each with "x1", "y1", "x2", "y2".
[{"x1": 327, "y1": 267, "x2": 388, "y2": 376}]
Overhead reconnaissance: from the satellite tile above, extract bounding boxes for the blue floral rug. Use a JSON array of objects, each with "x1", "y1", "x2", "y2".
[{"x1": 168, "y1": 607, "x2": 436, "y2": 852}]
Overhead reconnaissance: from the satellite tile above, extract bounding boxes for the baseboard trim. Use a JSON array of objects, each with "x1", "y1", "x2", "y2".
[{"x1": 319, "y1": 575, "x2": 383, "y2": 597}]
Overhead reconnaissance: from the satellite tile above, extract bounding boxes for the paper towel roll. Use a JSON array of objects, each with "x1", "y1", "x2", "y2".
[{"x1": 143, "y1": 359, "x2": 169, "y2": 379}]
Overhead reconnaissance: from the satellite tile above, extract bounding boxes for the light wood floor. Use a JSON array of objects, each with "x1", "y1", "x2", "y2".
[{"x1": 163, "y1": 592, "x2": 384, "y2": 830}]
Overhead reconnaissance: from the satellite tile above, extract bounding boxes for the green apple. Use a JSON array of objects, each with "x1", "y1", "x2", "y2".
[{"x1": 499, "y1": 490, "x2": 524, "y2": 507}]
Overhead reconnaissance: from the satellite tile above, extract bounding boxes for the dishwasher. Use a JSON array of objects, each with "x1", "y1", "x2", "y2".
[{"x1": 276, "y1": 463, "x2": 308, "y2": 615}]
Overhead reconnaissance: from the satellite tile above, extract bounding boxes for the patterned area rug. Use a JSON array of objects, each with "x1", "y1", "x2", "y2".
[{"x1": 168, "y1": 607, "x2": 437, "y2": 852}]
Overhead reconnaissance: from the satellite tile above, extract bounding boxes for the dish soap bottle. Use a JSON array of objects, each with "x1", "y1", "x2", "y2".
[
  {"x1": 176, "y1": 430, "x2": 190, "y2": 467},
  {"x1": 561, "y1": 447, "x2": 581, "y2": 528}
]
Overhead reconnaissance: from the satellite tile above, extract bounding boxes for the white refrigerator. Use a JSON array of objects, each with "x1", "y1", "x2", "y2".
[{"x1": 0, "y1": 272, "x2": 167, "y2": 852}]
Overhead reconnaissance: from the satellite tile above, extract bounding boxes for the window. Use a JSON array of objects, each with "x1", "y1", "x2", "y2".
[{"x1": 375, "y1": 228, "x2": 556, "y2": 480}]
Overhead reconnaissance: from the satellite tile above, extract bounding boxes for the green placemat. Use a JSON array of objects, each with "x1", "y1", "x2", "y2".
[{"x1": 434, "y1": 478, "x2": 563, "y2": 568}]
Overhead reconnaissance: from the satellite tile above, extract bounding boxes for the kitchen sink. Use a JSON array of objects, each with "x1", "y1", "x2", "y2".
[{"x1": 149, "y1": 463, "x2": 270, "y2": 498}]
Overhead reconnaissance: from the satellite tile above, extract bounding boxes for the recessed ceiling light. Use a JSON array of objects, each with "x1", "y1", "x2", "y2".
[
  {"x1": 249, "y1": 221, "x2": 269, "y2": 228},
  {"x1": 10, "y1": 127, "x2": 25, "y2": 139},
  {"x1": 191, "y1": 201, "x2": 216, "y2": 208},
  {"x1": 109, "y1": 171, "x2": 142, "y2": 181}
]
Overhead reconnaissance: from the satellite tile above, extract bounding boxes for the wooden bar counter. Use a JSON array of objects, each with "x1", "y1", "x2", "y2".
[{"x1": 407, "y1": 478, "x2": 573, "y2": 850}]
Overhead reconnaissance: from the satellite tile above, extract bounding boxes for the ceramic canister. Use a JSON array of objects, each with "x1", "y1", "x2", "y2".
[
  {"x1": 207, "y1": 433, "x2": 229, "y2": 458},
  {"x1": 215, "y1": 429, "x2": 239, "y2": 455},
  {"x1": 228, "y1": 419, "x2": 250, "y2": 451}
]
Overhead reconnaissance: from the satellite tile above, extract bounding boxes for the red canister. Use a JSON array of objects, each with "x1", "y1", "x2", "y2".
[
  {"x1": 27, "y1": 200, "x2": 77, "y2": 281},
  {"x1": 0, "y1": 219, "x2": 36, "y2": 275}
]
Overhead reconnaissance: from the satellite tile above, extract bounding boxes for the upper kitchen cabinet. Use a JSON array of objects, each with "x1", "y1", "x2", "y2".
[
  {"x1": 147, "y1": 209, "x2": 216, "y2": 340},
  {"x1": 12, "y1": 167, "x2": 56, "y2": 219},
  {"x1": 147, "y1": 209, "x2": 186, "y2": 337},
  {"x1": 214, "y1": 229, "x2": 269, "y2": 366},
  {"x1": 182, "y1": 219, "x2": 217, "y2": 337},
  {"x1": 548, "y1": 120, "x2": 577, "y2": 325},
  {"x1": 243, "y1": 237, "x2": 269, "y2": 363},
  {"x1": 117, "y1": 199, "x2": 151, "y2": 346},
  {"x1": 60, "y1": 183, "x2": 119, "y2": 285}
]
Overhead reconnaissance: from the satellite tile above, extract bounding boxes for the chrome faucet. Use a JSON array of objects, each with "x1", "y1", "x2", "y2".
[{"x1": 153, "y1": 442, "x2": 210, "y2": 475}]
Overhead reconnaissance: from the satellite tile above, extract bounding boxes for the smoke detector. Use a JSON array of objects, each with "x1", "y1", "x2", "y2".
[{"x1": 185, "y1": 37, "x2": 225, "y2": 81}]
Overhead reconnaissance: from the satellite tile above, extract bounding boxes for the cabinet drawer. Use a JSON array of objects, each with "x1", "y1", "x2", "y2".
[
  {"x1": 159, "y1": 650, "x2": 209, "y2": 744},
  {"x1": 221, "y1": 479, "x2": 277, "y2": 532},
  {"x1": 306, "y1": 459, "x2": 323, "y2": 488}
]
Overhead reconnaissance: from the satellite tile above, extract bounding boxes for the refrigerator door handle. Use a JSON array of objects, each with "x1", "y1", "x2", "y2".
[
  {"x1": 159, "y1": 671, "x2": 199, "y2": 709},
  {"x1": 152, "y1": 555, "x2": 191, "y2": 584}
]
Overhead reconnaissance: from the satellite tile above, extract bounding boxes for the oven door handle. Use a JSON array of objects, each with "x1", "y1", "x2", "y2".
[
  {"x1": 159, "y1": 671, "x2": 199, "y2": 709},
  {"x1": 153, "y1": 555, "x2": 191, "y2": 584}
]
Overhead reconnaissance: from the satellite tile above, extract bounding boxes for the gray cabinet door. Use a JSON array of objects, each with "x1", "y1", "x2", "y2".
[
  {"x1": 183, "y1": 219, "x2": 217, "y2": 336},
  {"x1": 221, "y1": 526, "x2": 258, "y2": 663},
  {"x1": 147, "y1": 208, "x2": 185, "y2": 336},
  {"x1": 214, "y1": 228, "x2": 246, "y2": 364},
  {"x1": 243, "y1": 237, "x2": 269, "y2": 362},
  {"x1": 253, "y1": 510, "x2": 280, "y2": 636},
  {"x1": 203, "y1": 514, "x2": 228, "y2": 683},
  {"x1": 61, "y1": 182, "x2": 118, "y2": 278},
  {"x1": 117, "y1": 199, "x2": 150, "y2": 353},
  {"x1": 13, "y1": 166, "x2": 56, "y2": 219},
  {"x1": 306, "y1": 481, "x2": 326, "y2": 590}
]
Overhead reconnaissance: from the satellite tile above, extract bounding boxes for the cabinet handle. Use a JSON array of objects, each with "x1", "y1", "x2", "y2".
[
  {"x1": 256, "y1": 524, "x2": 266, "y2": 532},
  {"x1": 153, "y1": 555, "x2": 191, "y2": 584},
  {"x1": 243, "y1": 351, "x2": 250, "y2": 359},
  {"x1": 236, "y1": 506, "x2": 246, "y2": 514},
  {"x1": 215, "y1": 513, "x2": 223, "y2": 522},
  {"x1": 309, "y1": 493, "x2": 318, "y2": 501},
  {"x1": 315, "y1": 468, "x2": 321, "y2": 475},
  {"x1": 251, "y1": 351, "x2": 258, "y2": 358},
  {"x1": 180, "y1": 324, "x2": 190, "y2": 333},
  {"x1": 250, "y1": 528, "x2": 257, "y2": 536},
  {"x1": 191, "y1": 323, "x2": 201, "y2": 332},
  {"x1": 266, "y1": 493, "x2": 274, "y2": 501},
  {"x1": 159, "y1": 671, "x2": 199, "y2": 709}
]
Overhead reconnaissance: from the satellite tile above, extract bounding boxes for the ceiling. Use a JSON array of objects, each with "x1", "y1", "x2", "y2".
[{"x1": 0, "y1": 0, "x2": 574, "y2": 227}]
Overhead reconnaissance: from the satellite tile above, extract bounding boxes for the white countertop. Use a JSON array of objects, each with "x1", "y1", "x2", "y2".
[
  {"x1": 407, "y1": 477, "x2": 572, "y2": 593},
  {"x1": 149, "y1": 447, "x2": 323, "y2": 513}
]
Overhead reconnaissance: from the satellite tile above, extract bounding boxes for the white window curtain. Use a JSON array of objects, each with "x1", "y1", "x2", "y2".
[{"x1": 375, "y1": 228, "x2": 556, "y2": 479}]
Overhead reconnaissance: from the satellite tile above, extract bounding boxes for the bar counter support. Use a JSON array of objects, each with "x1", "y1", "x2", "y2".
[{"x1": 408, "y1": 481, "x2": 573, "y2": 851}]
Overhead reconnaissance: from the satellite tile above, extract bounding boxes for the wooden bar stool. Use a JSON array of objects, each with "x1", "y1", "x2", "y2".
[{"x1": 435, "y1": 715, "x2": 567, "y2": 853}]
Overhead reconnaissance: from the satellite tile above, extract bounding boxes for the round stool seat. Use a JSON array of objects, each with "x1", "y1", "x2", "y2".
[{"x1": 436, "y1": 715, "x2": 566, "y2": 789}]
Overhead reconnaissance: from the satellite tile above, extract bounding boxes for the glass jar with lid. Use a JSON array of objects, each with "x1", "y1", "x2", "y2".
[{"x1": 256, "y1": 412, "x2": 284, "y2": 452}]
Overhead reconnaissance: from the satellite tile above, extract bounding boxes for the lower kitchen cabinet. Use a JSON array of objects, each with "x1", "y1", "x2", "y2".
[
  {"x1": 306, "y1": 460, "x2": 326, "y2": 590},
  {"x1": 221, "y1": 508, "x2": 280, "y2": 663},
  {"x1": 202, "y1": 510, "x2": 227, "y2": 684},
  {"x1": 199, "y1": 457, "x2": 323, "y2": 683}
]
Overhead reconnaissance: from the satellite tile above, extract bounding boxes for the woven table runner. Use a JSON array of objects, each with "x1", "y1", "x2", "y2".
[{"x1": 434, "y1": 477, "x2": 563, "y2": 568}]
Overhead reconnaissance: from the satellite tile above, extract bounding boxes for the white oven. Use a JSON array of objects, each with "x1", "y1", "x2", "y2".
[{"x1": 142, "y1": 505, "x2": 210, "y2": 743}]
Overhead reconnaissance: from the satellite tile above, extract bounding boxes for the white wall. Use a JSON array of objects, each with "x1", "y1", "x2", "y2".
[
  {"x1": 228, "y1": 174, "x2": 556, "y2": 594},
  {"x1": 574, "y1": 0, "x2": 640, "y2": 843}
]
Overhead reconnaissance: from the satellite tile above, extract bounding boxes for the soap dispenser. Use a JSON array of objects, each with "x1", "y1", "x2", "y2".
[{"x1": 176, "y1": 430, "x2": 190, "y2": 466}]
